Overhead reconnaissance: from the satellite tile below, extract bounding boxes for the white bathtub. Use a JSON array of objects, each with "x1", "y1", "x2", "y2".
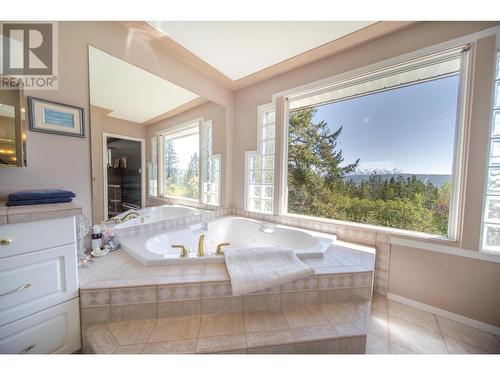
[
  {"x1": 120, "y1": 216, "x2": 335, "y2": 265},
  {"x1": 111, "y1": 205, "x2": 200, "y2": 229}
]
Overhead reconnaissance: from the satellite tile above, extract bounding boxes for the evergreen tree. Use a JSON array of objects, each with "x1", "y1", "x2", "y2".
[
  {"x1": 184, "y1": 152, "x2": 199, "y2": 199},
  {"x1": 164, "y1": 140, "x2": 178, "y2": 185},
  {"x1": 288, "y1": 108, "x2": 359, "y2": 215},
  {"x1": 286, "y1": 107, "x2": 451, "y2": 236}
]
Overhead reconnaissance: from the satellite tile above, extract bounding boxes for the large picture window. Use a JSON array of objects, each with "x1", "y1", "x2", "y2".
[{"x1": 285, "y1": 47, "x2": 469, "y2": 237}]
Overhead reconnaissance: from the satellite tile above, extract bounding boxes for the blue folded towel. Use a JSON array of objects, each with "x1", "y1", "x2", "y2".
[
  {"x1": 8, "y1": 189, "x2": 76, "y2": 201},
  {"x1": 6, "y1": 197, "x2": 73, "y2": 207}
]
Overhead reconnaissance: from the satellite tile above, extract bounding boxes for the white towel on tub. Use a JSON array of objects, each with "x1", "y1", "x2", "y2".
[{"x1": 224, "y1": 246, "x2": 315, "y2": 296}]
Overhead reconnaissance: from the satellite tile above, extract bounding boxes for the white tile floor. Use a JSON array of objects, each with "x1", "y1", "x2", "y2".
[{"x1": 367, "y1": 295, "x2": 500, "y2": 354}]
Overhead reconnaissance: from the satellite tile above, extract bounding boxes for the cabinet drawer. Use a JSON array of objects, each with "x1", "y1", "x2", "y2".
[
  {"x1": 0, "y1": 244, "x2": 78, "y2": 326},
  {"x1": 0, "y1": 216, "x2": 76, "y2": 259},
  {"x1": 0, "y1": 298, "x2": 80, "y2": 354}
]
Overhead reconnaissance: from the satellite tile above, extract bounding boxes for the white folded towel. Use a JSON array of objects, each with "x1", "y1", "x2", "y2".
[{"x1": 224, "y1": 246, "x2": 315, "y2": 296}]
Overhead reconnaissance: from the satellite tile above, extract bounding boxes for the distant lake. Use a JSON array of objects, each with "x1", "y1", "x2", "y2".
[{"x1": 344, "y1": 174, "x2": 452, "y2": 187}]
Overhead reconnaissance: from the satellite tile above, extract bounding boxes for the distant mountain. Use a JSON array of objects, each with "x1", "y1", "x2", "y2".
[
  {"x1": 344, "y1": 170, "x2": 451, "y2": 187},
  {"x1": 351, "y1": 168, "x2": 406, "y2": 175}
]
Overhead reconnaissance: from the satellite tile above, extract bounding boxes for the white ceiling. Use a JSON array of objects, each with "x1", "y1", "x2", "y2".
[
  {"x1": 89, "y1": 46, "x2": 199, "y2": 123},
  {"x1": 148, "y1": 21, "x2": 376, "y2": 81}
]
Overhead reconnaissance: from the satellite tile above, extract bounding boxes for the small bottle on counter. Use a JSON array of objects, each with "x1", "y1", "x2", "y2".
[{"x1": 91, "y1": 225, "x2": 103, "y2": 250}]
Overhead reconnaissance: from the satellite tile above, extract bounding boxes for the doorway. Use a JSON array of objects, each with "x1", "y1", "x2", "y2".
[{"x1": 103, "y1": 133, "x2": 146, "y2": 220}]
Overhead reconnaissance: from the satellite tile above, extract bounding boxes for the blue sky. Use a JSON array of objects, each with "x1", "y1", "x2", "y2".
[{"x1": 312, "y1": 75, "x2": 460, "y2": 175}]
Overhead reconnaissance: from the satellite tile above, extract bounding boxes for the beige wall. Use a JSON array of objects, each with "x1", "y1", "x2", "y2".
[
  {"x1": 0, "y1": 21, "x2": 233, "y2": 220},
  {"x1": 232, "y1": 21, "x2": 500, "y2": 326},
  {"x1": 90, "y1": 106, "x2": 147, "y2": 223},
  {"x1": 146, "y1": 101, "x2": 228, "y2": 206},
  {"x1": 390, "y1": 245, "x2": 500, "y2": 326}
]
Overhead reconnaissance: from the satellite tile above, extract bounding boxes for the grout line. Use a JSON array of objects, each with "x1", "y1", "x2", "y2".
[
  {"x1": 383, "y1": 296, "x2": 393, "y2": 354},
  {"x1": 241, "y1": 309, "x2": 249, "y2": 351},
  {"x1": 156, "y1": 285, "x2": 159, "y2": 320},
  {"x1": 434, "y1": 313, "x2": 450, "y2": 353}
]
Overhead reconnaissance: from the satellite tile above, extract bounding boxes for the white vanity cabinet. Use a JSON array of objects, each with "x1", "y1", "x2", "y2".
[{"x1": 0, "y1": 211, "x2": 81, "y2": 354}]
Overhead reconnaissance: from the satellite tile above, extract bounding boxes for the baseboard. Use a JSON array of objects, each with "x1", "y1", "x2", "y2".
[{"x1": 387, "y1": 292, "x2": 500, "y2": 336}]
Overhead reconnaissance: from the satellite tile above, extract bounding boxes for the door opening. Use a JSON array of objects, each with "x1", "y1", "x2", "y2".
[{"x1": 103, "y1": 134, "x2": 146, "y2": 220}]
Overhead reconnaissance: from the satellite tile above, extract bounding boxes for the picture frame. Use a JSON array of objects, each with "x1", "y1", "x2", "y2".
[{"x1": 28, "y1": 96, "x2": 85, "y2": 138}]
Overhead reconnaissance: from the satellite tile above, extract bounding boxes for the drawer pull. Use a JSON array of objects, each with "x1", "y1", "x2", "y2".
[
  {"x1": 0, "y1": 283, "x2": 32, "y2": 298},
  {"x1": 0, "y1": 238, "x2": 12, "y2": 246},
  {"x1": 20, "y1": 344, "x2": 36, "y2": 354}
]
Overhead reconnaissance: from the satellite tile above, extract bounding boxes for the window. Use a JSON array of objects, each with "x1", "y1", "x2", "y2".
[
  {"x1": 161, "y1": 123, "x2": 200, "y2": 200},
  {"x1": 481, "y1": 51, "x2": 500, "y2": 254},
  {"x1": 245, "y1": 104, "x2": 275, "y2": 214},
  {"x1": 152, "y1": 118, "x2": 218, "y2": 205},
  {"x1": 284, "y1": 47, "x2": 469, "y2": 237},
  {"x1": 201, "y1": 120, "x2": 221, "y2": 206},
  {"x1": 148, "y1": 136, "x2": 158, "y2": 197}
]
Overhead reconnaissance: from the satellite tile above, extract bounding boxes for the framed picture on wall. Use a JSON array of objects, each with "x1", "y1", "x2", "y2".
[{"x1": 28, "y1": 96, "x2": 85, "y2": 138}]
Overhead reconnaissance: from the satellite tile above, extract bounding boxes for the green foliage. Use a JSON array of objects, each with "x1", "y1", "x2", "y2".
[
  {"x1": 164, "y1": 140, "x2": 178, "y2": 187},
  {"x1": 184, "y1": 153, "x2": 199, "y2": 199},
  {"x1": 164, "y1": 141, "x2": 199, "y2": 200},
  {"x1": 288, "y1": 108, "x2": 450, "y2": 236}
]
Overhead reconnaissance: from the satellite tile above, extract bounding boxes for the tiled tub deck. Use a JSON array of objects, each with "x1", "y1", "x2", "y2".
[{"x1": 79, "y1": 241, "x2": 375, "y2": 354}]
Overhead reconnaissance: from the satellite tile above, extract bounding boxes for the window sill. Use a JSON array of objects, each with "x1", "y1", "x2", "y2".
[
  {"x1": 282, "y1": 212, "x2": 500, "y2": 263},
  {"x1": 283, "y1": 211, "x2": 455, "y2": 243},
  {"x1": 148, "y1": 195, "x2": 220, "y2": 210}
]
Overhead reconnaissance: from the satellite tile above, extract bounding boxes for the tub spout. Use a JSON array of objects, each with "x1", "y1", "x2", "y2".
[
  {"x1": 172, "y1": 244, "x2": 189, "y2": 258},
  {"x1": 215, "y1": 242, "x2": 230, "y2": 256}
]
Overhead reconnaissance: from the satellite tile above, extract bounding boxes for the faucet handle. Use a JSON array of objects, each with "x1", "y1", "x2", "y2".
[
  {"x1": 215, "y1": 242, "x2": 230, "y2": 256},
  {"x1": 172, "y1": 244, "x2": 189, "y2": 258}
]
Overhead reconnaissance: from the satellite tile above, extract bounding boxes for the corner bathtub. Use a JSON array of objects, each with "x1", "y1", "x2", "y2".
[{"x1": 120, "y1": 216, "x2": 335, "y2": 265}]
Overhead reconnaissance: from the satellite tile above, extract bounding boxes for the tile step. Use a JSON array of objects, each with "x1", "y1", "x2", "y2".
[{"x1": 83, "y1": 301, "x2": 370, "y2": 354}]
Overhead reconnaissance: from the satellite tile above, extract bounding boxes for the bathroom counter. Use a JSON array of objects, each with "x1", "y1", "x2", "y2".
[{"x1": 0, "y1": 200, "x2": 82, "y2": 224}]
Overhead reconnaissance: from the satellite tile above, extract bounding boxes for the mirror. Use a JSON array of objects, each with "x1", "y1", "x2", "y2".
[
  {"x1": 0, "y1": 88, "x2": 26, "y2": 167},
  {"x1": 88, "y1": 46, "x2": 226, "y2": 225}
]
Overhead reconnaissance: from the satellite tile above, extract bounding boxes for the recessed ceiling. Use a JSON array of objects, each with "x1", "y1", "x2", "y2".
[
  {"x1": 148, "y1": 21, "x2": 376, "y2": 81},
  {"x1": 89, "y1": 46, "x2": 199, "y2": 123}
]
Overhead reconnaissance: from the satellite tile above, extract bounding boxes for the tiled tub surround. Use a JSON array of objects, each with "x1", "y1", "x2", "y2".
[
  {"x1": 122, "y1": 206, "x2": 390, "y2": 295},
  {"x1": 80, "y1": 241, "x2": 374, "y2": 353},
  {"x1": 110, "y1": 208, "x2": 232, "y2": 239},
  {"x1": 79, "y1": 239, "x2": 374, "y2": 289}
]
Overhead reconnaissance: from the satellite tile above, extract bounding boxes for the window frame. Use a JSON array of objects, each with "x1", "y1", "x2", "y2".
[
  {"x1": 480, "y1": 48, "x2": 500, "y2": 255},
  {"x1": 156, "y1": 118, "x2": 202, "y2": 202},
  {"x1": 150, "y1": 116, "x2": 220, "y2": 207},
  {"x1": 244, "y1": 103, "x2": 276, "y2": 214},
  {"x1": 276, "y1": 45, "x2": 472, "y2": 242},
  {"x1": 148, "y1": 135, "x2": 158, "y2": 197},
  {"x1": 201, "y1": 119, "x2": 221, "y2": 207}
]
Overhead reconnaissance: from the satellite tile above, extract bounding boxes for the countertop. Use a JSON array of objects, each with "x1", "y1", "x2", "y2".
[{"x1": 0, "y1": 200, "x2": 82, "y2": 225}]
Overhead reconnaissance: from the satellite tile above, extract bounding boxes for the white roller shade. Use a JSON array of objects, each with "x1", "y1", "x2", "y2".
[{"x1": 289, "y1": 45, "x2": 468, "y2": 110}]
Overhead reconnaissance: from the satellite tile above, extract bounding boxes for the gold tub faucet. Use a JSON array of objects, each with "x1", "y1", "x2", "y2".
[
  {"x1": 197, "y1": 234, "x2": 206, "y2": 257},
  {"x1": 215, "y1": 242, "x2": 230, "y2": 256},
  {"x1": 172, "y1": 244, "x2": 189, "y2": 258}
]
